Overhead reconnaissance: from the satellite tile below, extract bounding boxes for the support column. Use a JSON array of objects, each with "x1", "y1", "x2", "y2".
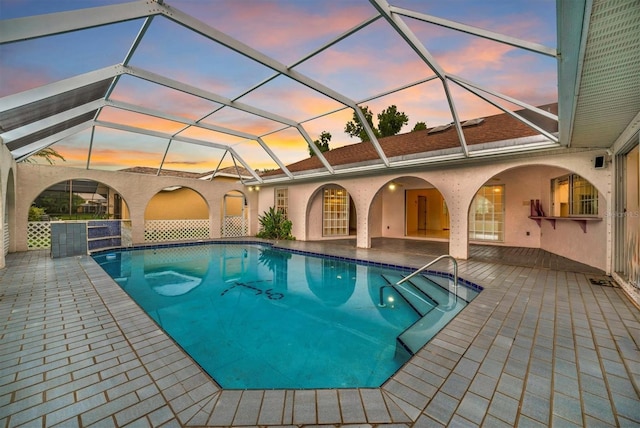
[{"x1": 445, "y1": 182, "x2": 471, "y2": 260}]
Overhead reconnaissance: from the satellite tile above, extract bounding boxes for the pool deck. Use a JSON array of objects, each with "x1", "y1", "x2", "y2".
[{"x1": 1, "y1": 238, "x2": 638, "y2": 427}]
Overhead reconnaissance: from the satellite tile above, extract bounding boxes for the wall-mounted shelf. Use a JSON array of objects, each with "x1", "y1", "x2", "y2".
[{"x1": 529, "y1": 216, "x2": 602, "y2": 233}]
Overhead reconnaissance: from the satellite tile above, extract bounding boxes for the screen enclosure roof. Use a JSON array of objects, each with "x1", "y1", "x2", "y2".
[{"x1": 1, "y1": 0, "x2": 638, "y2": 184}]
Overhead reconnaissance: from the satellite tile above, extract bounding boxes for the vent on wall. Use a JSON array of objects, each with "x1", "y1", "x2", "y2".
[{"x1": 594, "y1": 155, "x2": 606, "y2": 169}]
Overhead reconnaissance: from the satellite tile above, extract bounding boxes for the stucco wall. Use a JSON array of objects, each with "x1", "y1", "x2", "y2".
[
  {"x1": 145, "y1": 188, "x2": 209, "y2": 220},
  {"x1": 13, "y1": 164, "x2": 256, "y2": 251},
  {"x1": 2, "y1": 148, "x2": 614, "y2": 273},
  {"x1": 257, "y1": 149, "x2": 612, "y2": 272},
  {"x1": 0, "y1": 144, "x2": 17, "y2": 268}
]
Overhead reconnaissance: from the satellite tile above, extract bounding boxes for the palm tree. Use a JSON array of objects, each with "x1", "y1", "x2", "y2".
[{"x1": 23, "y1": 147, "x2": 65, "y2": 164}]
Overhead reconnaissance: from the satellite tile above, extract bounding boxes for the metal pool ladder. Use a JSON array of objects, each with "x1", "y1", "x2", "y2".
[{"x1": 378, "y1": 254, "x2": 458, "y2": 307}]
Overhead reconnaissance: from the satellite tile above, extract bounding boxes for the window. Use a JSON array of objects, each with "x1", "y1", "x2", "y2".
[
  {"x1": 469, "y1": 185, "x2": 504, "y2": 241},
  {"x1": 275, "y1": 188, "x2": 288, "y2": 218},
  {"x1": 551, "y1": 174, "x2": 598, "y2": 216},
  {"x1": 323, "y1": 187, "x2": 349, "y2": 236}
]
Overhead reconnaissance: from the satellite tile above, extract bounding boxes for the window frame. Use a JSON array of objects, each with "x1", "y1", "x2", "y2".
[
  {"x1": 274, "y1": 187, "x2": 288, "y2": 218},
  {"x1": 322, "y1": 187, "x2": 349, "y2": 237},
  {"x1": 468, "y1": 184, "x2": 505, "y2": 242},
  {"x1": 551, "y1": 173, "x2": 599, "y2": 217}
]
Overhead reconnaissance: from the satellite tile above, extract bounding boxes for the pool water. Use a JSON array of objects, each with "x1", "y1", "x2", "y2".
[{"x1": 93, "y1": 243, "x2": 477, "y2": 389}]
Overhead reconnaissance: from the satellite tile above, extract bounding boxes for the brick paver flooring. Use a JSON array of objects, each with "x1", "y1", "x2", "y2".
[{"x1": 1, "y1": 242, "x2": 638, "y2": 426}]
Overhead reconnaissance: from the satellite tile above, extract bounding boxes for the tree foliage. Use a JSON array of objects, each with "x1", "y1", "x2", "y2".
[
  {"x1": 412, "y1": 121, "x2": 427, "y2": 131},
  {"x1": 309, "y1": 131, "x2": 332, "y2": 157},
  {"x1": 377, "y1": 105, "x2": 409, "y2": 137},
  {"x1": 344, "y1": 106, "x2": 379, "y2": 142},
  {"x1": 344, "y1": 105, "x2": 409, "y2": 141},
  {"x1": 22, "y1": 147, "x2": 66, "y2": 165},
  {"x1": 256, "y1": 207, "x2": 295, "y2": 240}
]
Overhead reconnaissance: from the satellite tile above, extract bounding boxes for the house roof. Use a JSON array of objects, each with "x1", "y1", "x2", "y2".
[
  {"x1": 119, "y1": 165, "x2": 253, "y2": 180},
  {"x1": 264, "y1": 103, "x2": 558, "y2": 177}
]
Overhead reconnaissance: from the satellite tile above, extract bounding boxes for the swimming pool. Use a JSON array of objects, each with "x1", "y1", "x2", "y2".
[{"x1": 93, "y1": 242, "x2": 479, "y2": 389}]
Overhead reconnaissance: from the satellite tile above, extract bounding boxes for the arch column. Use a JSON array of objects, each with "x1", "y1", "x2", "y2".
[
  {"x1": 355, "y1": 196, "x2": 370, "y2": 249},
  {"x1": 441, "y1": 179, "x2": 476, "y2": 260},
  {"x1": 130, "y1": 210, "x2": 146, "y2": 245}
]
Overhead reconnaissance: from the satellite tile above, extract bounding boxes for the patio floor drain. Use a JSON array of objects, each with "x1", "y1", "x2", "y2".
[{"x1": 588, "y1": 277, "x2": 617, "y2": 287}]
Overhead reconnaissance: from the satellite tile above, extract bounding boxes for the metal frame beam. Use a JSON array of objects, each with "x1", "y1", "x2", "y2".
[
  {"x1": 1, "y1": 100, "x2": 105, "y2": 145},
  {"x1": 13, "y1": 121, "x2": 94, "y2": 161},
  {"x1": 369, "y1": 0, "x2": 469, "y2": 156},
  {"x1": 2, "y1": 0, "x2": 568, "y2": 182},
  {"x1": 161, "y1": 4, "x2": 389, "y2": 167},
  {"x1": 0, "y1": 1, "x2": 156, "y2": 44},
  {"x1": 95, "y1": 120, "x2": 264, "y2": 182},
  {"x1": 0, "y1": 66, "x2": 120, "y2": 112},
  {"x1": 451, "y1": 78, "x2": 559, "y2": 143},
  {"x1": 389, "y1": 5, "x2": 557, "y2": 57}
]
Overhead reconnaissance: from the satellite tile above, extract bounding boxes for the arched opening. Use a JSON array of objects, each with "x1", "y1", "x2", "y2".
[
  {"x1": 306, "y1": 184, "x2": 356, "y2": 240},
  {"x1": 370, "y1": 176, "x2": 450, "y2": 242},
  {"x1": 145, "y1": 186, "x2": 210, "y2": 242},
  {"x1": 31, "y1": 179, "x2": 129, "y2": 221},
  {"x1": 468, "y1": 165, "x2": 607, "y2": 271},
  {"x1": 221, "y1": 190, "x2": 248, "y2": 237},
  {"x1": 27, "y1": 179, "x2": 130, "y2": 251}
]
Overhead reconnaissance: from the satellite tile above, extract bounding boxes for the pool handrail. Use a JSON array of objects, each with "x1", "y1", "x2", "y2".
[{"x1": 378, "y1": 254, "x2": 458, "y2": 307}]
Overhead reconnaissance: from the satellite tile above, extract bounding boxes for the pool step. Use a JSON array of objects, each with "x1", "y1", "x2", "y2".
[
  {"x1": 382, "y1": 272, "x2": 467, "y2": 354},
  {"x1": 416, "y1": 274, "x2": 480, "y2": 303},
  {"x1": 381, "y1": 273, "x2": 437, "y2": 316},
  {"x1": 397, "y1": 305, "x2": 463, "y2": 354}
]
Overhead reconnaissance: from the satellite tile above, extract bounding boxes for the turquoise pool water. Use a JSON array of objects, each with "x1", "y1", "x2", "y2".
[{"x1": 93, "y1": 243, "x2": 478, "y2": 389}]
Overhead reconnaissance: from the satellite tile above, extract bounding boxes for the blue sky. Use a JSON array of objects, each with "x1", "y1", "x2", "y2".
[{"x1": 0, "y1": 0, "x2": 557, "y2": 173}]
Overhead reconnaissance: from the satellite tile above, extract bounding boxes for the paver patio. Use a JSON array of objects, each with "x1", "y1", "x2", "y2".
[{"x1": 0, "y1": 239, "x2": 638, "y2": 427}]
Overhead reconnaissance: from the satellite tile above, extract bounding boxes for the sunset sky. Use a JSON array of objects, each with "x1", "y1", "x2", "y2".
[{"x1": 0, "y1": 0, "x2": 557, "y2": 173}]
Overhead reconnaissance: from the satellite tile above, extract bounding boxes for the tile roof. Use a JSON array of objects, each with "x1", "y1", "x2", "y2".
[
  {"x1": 118, "y1": 166, "x2": 206, "y2": 179},
  {"x1": 119, "y1": 165, "x2": 253, "y2": 180},
  {"x1": 264, "y1": 103, "x2": 558, "y2": 177}
]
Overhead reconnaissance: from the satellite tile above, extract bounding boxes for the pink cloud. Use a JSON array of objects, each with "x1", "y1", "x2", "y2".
[
  {"x1": 0, "y1": 65, "x2": 53, "y2": 97},
  {"x1": 200, "y1": 1, "x2": 375, "y2": 61}
]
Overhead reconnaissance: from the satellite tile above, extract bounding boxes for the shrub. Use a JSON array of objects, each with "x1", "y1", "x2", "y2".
[
  {"x1": 28, "y1": 206, "x2": 47, "y2": 221},
  {"x1": 256, "y1": 207, "x2": 295, "y2": 240}
]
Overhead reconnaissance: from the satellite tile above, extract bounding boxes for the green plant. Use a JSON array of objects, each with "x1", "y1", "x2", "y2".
[
  {"x1": 28, "y1": 206, "x2": 47, "y2": 221},
  {"x1": 256, "y1": 207, "x2": 295, "y2": 240}
]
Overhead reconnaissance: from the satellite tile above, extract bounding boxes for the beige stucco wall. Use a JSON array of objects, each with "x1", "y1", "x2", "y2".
[
  {"x1": 0, "y1": 146, "x2": 616, "y2": 274},
  {"x1": 258, "y1": 149, "x2": 612, "y2": 272},
  {"x1": 0, "y1": 143, "x2": 17, "y2": 268},
  {"x1": 145, "y1": 187, "x2": 209, "y2": 220},
  {"x1": 12, "y1": 164, "x2": 257, "y2": 251}
]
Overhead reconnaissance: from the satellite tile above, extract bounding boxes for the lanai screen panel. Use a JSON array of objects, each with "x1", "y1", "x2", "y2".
[
  {"x1": 128, "y1": 16, "x2": 276, "y2": 99},
  {"x1": 107, "y1": 76, "x2": 225, "y2": 121},
  {"x1": 174, "y1": 0, "x2": 378, "y2": 66},
  {"x1": 201, "y1": 108, "x2": 284, "y2": 138},
  {"x1": 0, "y1": 0, "x2": 561, "y2": 179},
  {"x1": 162, "y1": 142, "x2": 234, "y2": 175},
  {"x1": 0, "y1": 22, "x2": 141, "y2": 95},
  {"x1": 26, "y1": 129, "x2": 93, "y2": 169},
  {"x1": 87, "y1": 127, "x2": 169, "y2": 171}
]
